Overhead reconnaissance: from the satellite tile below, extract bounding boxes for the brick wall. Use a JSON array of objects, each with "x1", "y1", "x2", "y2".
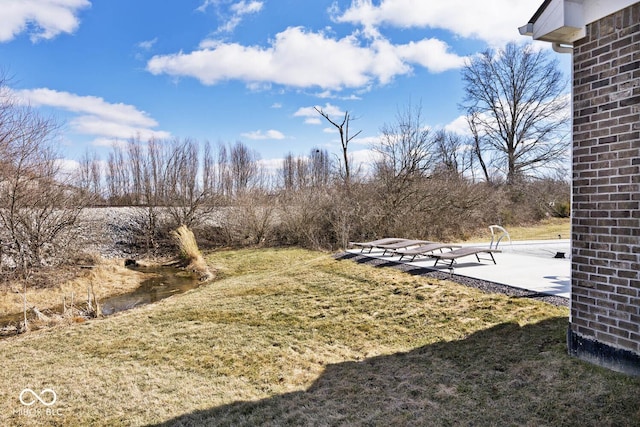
[{"x1": 570, "y1": 3, "x2": 640, "y2": 374}]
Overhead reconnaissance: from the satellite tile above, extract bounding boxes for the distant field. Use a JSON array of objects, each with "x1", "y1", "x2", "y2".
[
  {"x1": 466, "y1": 218, "x2": 571, "y2": 242},
  {"x1": 1, "y1": 247, "x2": 639, "y2": 426}
]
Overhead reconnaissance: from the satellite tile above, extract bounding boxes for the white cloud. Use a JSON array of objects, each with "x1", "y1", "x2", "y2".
[
  {"x1": 147, "y1": 26, "x2": 467, "y2": 91},
  {"x1": 231, "y1": 0, "x2": 263, "y2": 15},
  {"x1": 196, "y1": 0, "x2": 217, "y2": 13},
  {"x1": 334, "y1": 0, "x2": 539, "y2": 46},
  {"x1": 137, "y1": 38, "x2": 157, "y2": 50},
  {"x1": 258, "y1": 157, "x2": 284, "y2": 175},
  {"x1": 295, "y1": 103, "x2": 344, "y2": 118},
  {"x1": 305, "y1": 117, "x2": 322, "y2": 125},
  {"x1": 241, "y1": 129, "x2": 285, "y2": 140},
  {"x1": 351, "y1": 135, "x2": 380, "y2": 146},
  {"x1": 17, "y1": 88, "x2": 156, "y2": 127},
  {"x1": 91, "y1": 137, "x2": 127, "y2": 148},
  {"x1": 294, "y1": 103, "x2": 345, "y2": 125},
  {"x1": 444, "y1": 115, "x2": 472, "y2": 136},
  {"x1": 394, "y1": 38, "x2": 467, "y2": 72},
  {"x1": 198, "y1": 0, "x2": 264, "y2": 33},
  {"x1": 350, "y1": 147, "x2": 379, "y2": 174},
  {"x1": 14, "y1": 88, "x2": 170, "y2": 144},
  {"x1": 0, "y1": 0, "x2": 91, "y2": 43}
]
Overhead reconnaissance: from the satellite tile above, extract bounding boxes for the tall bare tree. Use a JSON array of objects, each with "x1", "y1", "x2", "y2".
[
  {"x1": 106, "y1": 145, "x2": 130, "y2": 205},
  {"x1": 77, "y1": 150, "x2": 103, "y2": 203},
  {"x1": 281, "y1": 148, "x2": 332, "y2": 191},
  {"x1": 229, "y1": 141, "x2": 259, "y2": 195},
  {"x1": 315, "y1": 107, "x2": 361, "y2": 184},
  {"x1": 369, "y1": 101, "x2": 440, "y2": 237},
  {"x1": 461, "y1": 42, "x2": 569, "y2": 185},
  {"x1": 372, "y1": 101, "x2": 435, "y2": 191},
  {"x1": 164, "y1": 137, "x2": 209, "y2": 227}
]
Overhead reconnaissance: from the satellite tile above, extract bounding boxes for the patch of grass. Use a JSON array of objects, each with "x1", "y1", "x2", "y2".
[
  {"x1": 466, "y1": 218, "x2": 571, "y2": 242},
  {"x1": 1, "y1": 247, "x2": 638, "y2": 426},
  {"x1": 504, "y1": 218, "x2": 571, "y2": 240}
]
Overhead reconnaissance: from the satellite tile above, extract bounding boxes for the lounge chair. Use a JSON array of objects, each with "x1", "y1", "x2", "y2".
[
  {"x1": 393, "y1": 243, "x2": 462, "y2": 261},
  {"x1": 489, "y1": 225, "x2": 511, "y2": 249},
  {"x1": 431, "y1": 247, "x2": 501, "y2": 267},
  {"x1": 349, "y1": 238, "x2": 408, "y2": 253},
  {"x1": 375, "y1": 239, "x2": 431, "y2": 256}
]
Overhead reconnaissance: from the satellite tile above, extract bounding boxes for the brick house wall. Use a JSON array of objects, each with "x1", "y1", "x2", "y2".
[{"x1": 569, "y1": 2, "x2": 640, "y2": 374}]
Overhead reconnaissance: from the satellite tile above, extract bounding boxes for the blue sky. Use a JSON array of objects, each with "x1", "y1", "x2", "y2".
[{"x1": 0, "y1": 0, "x2": 570, "y2": 172}]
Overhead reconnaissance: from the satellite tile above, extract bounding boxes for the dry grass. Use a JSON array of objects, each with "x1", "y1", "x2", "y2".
[
  {"x1": 0, "y1": 247, "x2": 638, "y2": 426},
  {"x1": 171, "y1": 225, "x2": 214, "y2": 281}
]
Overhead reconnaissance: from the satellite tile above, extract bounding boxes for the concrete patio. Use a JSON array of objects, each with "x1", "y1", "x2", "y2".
[{"x1": 347, "y1": 239, "x2": 571, "y2": 299}]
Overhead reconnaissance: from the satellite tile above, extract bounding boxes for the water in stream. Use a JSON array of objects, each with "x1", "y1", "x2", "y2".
[
  {"x1": 0, "y1": 265, "x2": 201, "y2": 335},
  {"x1": 100, "y1": 266, "x2": 200, "y2": 315}
]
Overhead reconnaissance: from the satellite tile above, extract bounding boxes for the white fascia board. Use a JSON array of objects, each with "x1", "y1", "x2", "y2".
[{"x1": 533, "y1": 0, "x2": 584, "y2": 43}]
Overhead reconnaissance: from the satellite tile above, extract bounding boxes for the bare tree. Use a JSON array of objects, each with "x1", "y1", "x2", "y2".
[
  {"x1": 227, "y1": 141, "x2": 259, "y2": 196},
  {"x1": 0, "y1": 77, "x2": 85, "y2": 274},
  {"x1": 127, "y1": 136, "x2": 145, "y2": 205},
  {"x1": 164, "y1": 137, "x2": 211, "y2": 227},
  {"x1": 432, "y1": 130, "x2": 473, "y2": 178},
  {"x1": 467, "y1": 112, "x2": 491, "y2": 183},
  {"x1": 314, "y1": 107, "x2": 361, "y2": 184},
  {"x1": 309, "y1": 148, "x2": 331, "y2": 187},
  {"x1": 281, "y1": 152, "x2": 297, "y2": 191},
  {"x1": 216, "y1": 143, "x2": 232, "y2": 197},
  {"x1": 106, "y1": 145, "x2": 130, "y2": 205},
  {"x1": 281, "y1": 148, "x2": 332, "y2": 191},
  {"x1": 461, "y1": 42, "x2": 569, "y2": 185},
  {"x1": 202, "y1": 140, "x2": 218, "y2": 199},
  {"x1": 77, "y1": 150, "x2": 103, "y2": 204},
  {"x1": 372, "y1": 101, "x2": 435, "y2": 193}
]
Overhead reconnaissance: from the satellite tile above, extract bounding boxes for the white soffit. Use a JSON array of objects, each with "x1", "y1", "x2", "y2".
[{"x1": 522, "y1": 0, "x2": 637, "y2": 44}]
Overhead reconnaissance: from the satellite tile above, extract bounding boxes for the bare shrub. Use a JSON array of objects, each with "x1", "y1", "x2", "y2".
[
  {"x1": 0, "y1": 78, "x2": 86, "y2": 274},
  {"x1": 218, "y1": 190, "x2": 276, "y2": 247},
  {"x1": 273, "y1": 188, "x2": 335, "y2": 249}
]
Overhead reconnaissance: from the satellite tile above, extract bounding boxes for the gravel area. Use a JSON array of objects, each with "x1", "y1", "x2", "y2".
[
  {"x1": 75, "y1": 207, "x2": 150, "y2": 259},
  {"x1": 334, "y1": 252, "x2": 569, "y2": 307},
  {"x1": 75, "y1": 206, "x2": 229, "y2": 259}
]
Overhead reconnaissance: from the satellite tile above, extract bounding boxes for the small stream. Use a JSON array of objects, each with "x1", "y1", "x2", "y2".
[
  {"x1": 0, "y1": 265, "x2": 201, "y2": 335},
  {"x1": 100, "y1": 265, "x2": 201, "y2": 315}
]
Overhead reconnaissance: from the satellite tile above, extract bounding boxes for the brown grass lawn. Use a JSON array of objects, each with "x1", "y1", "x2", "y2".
[{"x1": 1, "y1": 247, "x2": 639, "y2": 426}]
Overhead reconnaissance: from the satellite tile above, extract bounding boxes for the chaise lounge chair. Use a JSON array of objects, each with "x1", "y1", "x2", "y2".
[
  {"x1": 349, "y1": 238, "x2": 408, "y2": 253},
  {"x1": 431, "y1": 247, "x2": 501, "y2": 267},
  {"x1": 375, "y1": 239, "x2": 432, "y2": 256},
  {"x1": 393, "y1": 243, "x2": 462, "y2": 261}
]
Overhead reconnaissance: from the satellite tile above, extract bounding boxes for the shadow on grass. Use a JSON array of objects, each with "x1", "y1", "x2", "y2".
[{"x1": 148, "y1": 318, "x2": 640, "y2": 426}]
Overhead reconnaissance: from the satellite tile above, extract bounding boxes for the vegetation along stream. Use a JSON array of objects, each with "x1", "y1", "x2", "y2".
[{"x1": 0, "y1": 265, "x2": 201, "y2": 336}]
